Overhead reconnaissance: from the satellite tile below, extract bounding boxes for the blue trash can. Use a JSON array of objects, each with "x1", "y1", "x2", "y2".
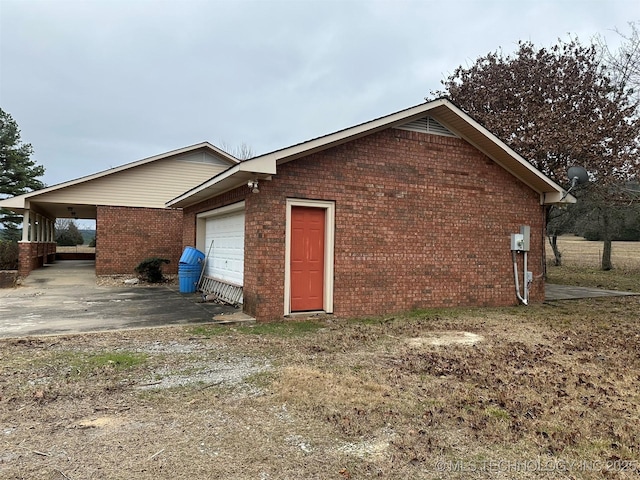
[
  {"x1": 179, "y1": 246, "x2": 205, "y2": 265},
  {"x1": 178, "y1": 263, "x2": 203, "y2": 293}
]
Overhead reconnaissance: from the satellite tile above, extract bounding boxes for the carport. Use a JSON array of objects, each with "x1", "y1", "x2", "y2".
[
  {"x1": 7, "y1": 197, "x2": 96, "y2": 276},
  {"x1": 0, "y1": 142, "x2": 241, "y2": 278}
]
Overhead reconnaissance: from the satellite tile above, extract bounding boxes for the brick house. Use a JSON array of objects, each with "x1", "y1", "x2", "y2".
[
  {"x1": 168, "y1": 99, "x2": 575, "y2": 322},
  {"x1": 0, "y1": 143, "x2": 238, "y2": 277}
]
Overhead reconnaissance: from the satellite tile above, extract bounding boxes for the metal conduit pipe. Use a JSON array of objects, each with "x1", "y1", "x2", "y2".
[{"x1": 512, "y1": 250, "x2": 528, "y2": 305}]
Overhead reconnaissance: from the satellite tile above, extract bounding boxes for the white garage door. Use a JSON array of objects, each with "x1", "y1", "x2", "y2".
[{"x1": 204, "y1": 210, "x2": 245, "y2": 286}]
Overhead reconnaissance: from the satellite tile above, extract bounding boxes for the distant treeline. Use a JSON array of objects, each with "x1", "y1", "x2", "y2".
[{"x1": 79, "y1": 230, "x2": 96, "y2": 245}]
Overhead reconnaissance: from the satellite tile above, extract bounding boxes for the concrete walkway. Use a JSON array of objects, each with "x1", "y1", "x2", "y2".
[
  {"x1": 20, "y1": 259, "x2": 97, "y2": 287},
  {"x1": 0, "y1": 260, "x2": 243, "y2": 338},
  {"x1": 545, "y1": 283, "x2": 640, "y2": 301}
]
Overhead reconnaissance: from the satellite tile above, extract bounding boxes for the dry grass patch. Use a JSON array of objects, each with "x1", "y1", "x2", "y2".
[
  {"x1": 275, "y1": 366, "x2": 393, "y2": 409},
  {"x1": 546, "y1": 236, "x2": 640, "y2": 269},
  {"x1": 405, "y1": 331, "x2": 484, "y2": 347},
  {"x1": 546, "y1": 235, "x2": 640, "y2": 291},
  {"x1": 2, "y1": 299, "x2": 640, "y2": 478}
]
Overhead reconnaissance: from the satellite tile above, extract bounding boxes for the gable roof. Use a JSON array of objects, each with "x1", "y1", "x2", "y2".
[
  {"x1": 0, "y1": 142, "x2": 239, "y2": 217},
  {"x1": 167, "y1": 98, "x2": 575, "y2": 208}
]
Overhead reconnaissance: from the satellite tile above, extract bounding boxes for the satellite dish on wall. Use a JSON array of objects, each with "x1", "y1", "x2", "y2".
[{"x1": 567, "y1": 166, "x2": 589, "y2": 188}]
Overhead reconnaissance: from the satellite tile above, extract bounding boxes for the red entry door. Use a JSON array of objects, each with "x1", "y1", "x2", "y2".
[{"x1": 290, "y1": 207, "x2": 325, "y2": 312}]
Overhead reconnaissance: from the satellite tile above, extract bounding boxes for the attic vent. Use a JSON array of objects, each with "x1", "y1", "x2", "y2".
[
  {"x1": 177, "y1": 152, "x2": 228, "y2": 166},
  {"x1": 394, "y1": 116, "x2": 457, "y2": 137}
]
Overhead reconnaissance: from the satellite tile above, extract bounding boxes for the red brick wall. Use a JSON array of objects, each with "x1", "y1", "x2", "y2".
[
  {"x1": 18, "y1": 241, "x2": 56, "y2": 277},
  {"x1": 186, "y1": 128, "x2": 546, "y2": 321},
  {"x1": 96, "y1": 206, "x2": 183, "y2": 275}
]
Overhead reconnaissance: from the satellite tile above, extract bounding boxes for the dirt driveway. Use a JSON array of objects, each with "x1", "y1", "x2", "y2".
[{"x1": 0, "y1": 261, "x2": 240, "y2": 338}]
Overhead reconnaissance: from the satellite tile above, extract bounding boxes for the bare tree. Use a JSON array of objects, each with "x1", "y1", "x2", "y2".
[
  {"x1": 433, "y1": 38, "x2": 640, "y2": 269},
  {"x1": 219, "y1": 141, "x2": 254, "y2": 160},
  {"x1": 597, "y1": 22, "x2": 640, "y2": 106},
  {"x1": 55, "y1": 218, "x2": 84, "y2": 246},
  {"x1": 591, "y1": 22, "x2": 640, "y2": 269}
]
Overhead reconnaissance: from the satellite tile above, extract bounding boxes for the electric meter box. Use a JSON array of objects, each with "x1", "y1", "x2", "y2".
[
  {"x1": 510, "y1": 233, "x2": 524, "y2": 251},
  {"x1": 510, "y1": 226, "x2": 531, "y2": 251}
]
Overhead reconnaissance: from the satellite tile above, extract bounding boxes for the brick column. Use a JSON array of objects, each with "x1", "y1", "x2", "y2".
[{"x1": 17, "y1": 242, "x2": 36, "y2": 277}]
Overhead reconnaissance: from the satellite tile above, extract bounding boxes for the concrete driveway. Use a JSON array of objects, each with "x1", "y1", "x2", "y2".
[
  {"x1": 0, "y1": 261, "x2": 242, "y2": 338},
  {"x1": 545, "y1": 283, "x2": 640, "y2": 301}
]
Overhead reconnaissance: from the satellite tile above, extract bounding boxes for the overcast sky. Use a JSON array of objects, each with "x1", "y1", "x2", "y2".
[{"x1": 1, "y1": 0, "x2": 638, "y2": 190}]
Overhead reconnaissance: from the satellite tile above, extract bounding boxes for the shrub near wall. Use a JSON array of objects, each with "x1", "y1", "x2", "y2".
[
  {"x1": 0, "y1": 240, "x2": 19, "y2": 269},
  {"x1": 0, "y1": 240, "x2": 19, "y2": 288}
]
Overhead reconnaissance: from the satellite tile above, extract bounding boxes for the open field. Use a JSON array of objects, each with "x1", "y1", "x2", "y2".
[
  {"x1": 546, "y1": 236, "x2": 640, "y2": 270},
  {"x1": 2, "y1": 296, "x2": 640, "y2": 479},
  {"x1": 546, "y1": 236, "x2": 640, "y2": 291}
]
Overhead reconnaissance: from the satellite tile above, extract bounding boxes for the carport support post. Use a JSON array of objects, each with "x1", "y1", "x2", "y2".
[
  {"x1": 35, "y1": 214, "x2": 41, "y2": 242},
  {"x1": 21, "y1": 209, "x2": 30, "y2": 242}
]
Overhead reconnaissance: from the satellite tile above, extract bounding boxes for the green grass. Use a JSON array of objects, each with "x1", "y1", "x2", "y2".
[
  {"x1": 486, "y1": 407, "x2": 511, "y2": 421},
  {"x1": 71, "y1": 351, "x2": 148, "y2": 372}
]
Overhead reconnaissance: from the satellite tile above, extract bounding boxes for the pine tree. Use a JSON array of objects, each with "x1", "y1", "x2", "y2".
[{"x1": 0, "y1": 108, "x2": 45, "y2": 240}]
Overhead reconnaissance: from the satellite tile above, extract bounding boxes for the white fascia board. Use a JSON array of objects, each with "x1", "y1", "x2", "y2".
[
  {"x1": 0, "y1": 195, "x2": 27, "y2": 210},
  {"x1": 256, "y1": 100, "x2": 450, "y2": 166},
  {"x1": 237, "y1": 156, "x2": 278, "y2": 175},
  {"x1": 245, "y1": 98, "x2": 567, "y2": 200},
  {"x1": 170, "y1": 98, "x2": 569, "y2": 207},
  {"x1": 541, "y1": 191, "x2": 577, "y2": 205}
]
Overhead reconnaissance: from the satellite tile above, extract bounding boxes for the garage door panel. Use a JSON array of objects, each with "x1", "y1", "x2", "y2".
[{"x1": 204, "y1": 210, "x2": 244, "y2": 286}]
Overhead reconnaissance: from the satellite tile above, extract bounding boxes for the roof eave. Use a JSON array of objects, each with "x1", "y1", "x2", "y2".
[
  {"x1": 262, "y1": 99, "x2": 453, "y2": 167},
  {"x1": 426, "y1": 102, "x2": 569, "y2": 201},
  {"x1": 542, "y1": 191, "x2": 577, "y2": 205},
  {"x1": 1, "y1": 142, "x2": 240, "y2": 204},
  {"x1": 166, "y1": 157, "x2": 277, "y2": 208},
  {"x1": 166, "y1": 98, "x2": 570, "y2": 208},
  {"x1": 165, "y1": 101, "x2": 453, "y2": 207},
  {"x1": 0, "y1": 196, "x2": 28, "y2": 211}
]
